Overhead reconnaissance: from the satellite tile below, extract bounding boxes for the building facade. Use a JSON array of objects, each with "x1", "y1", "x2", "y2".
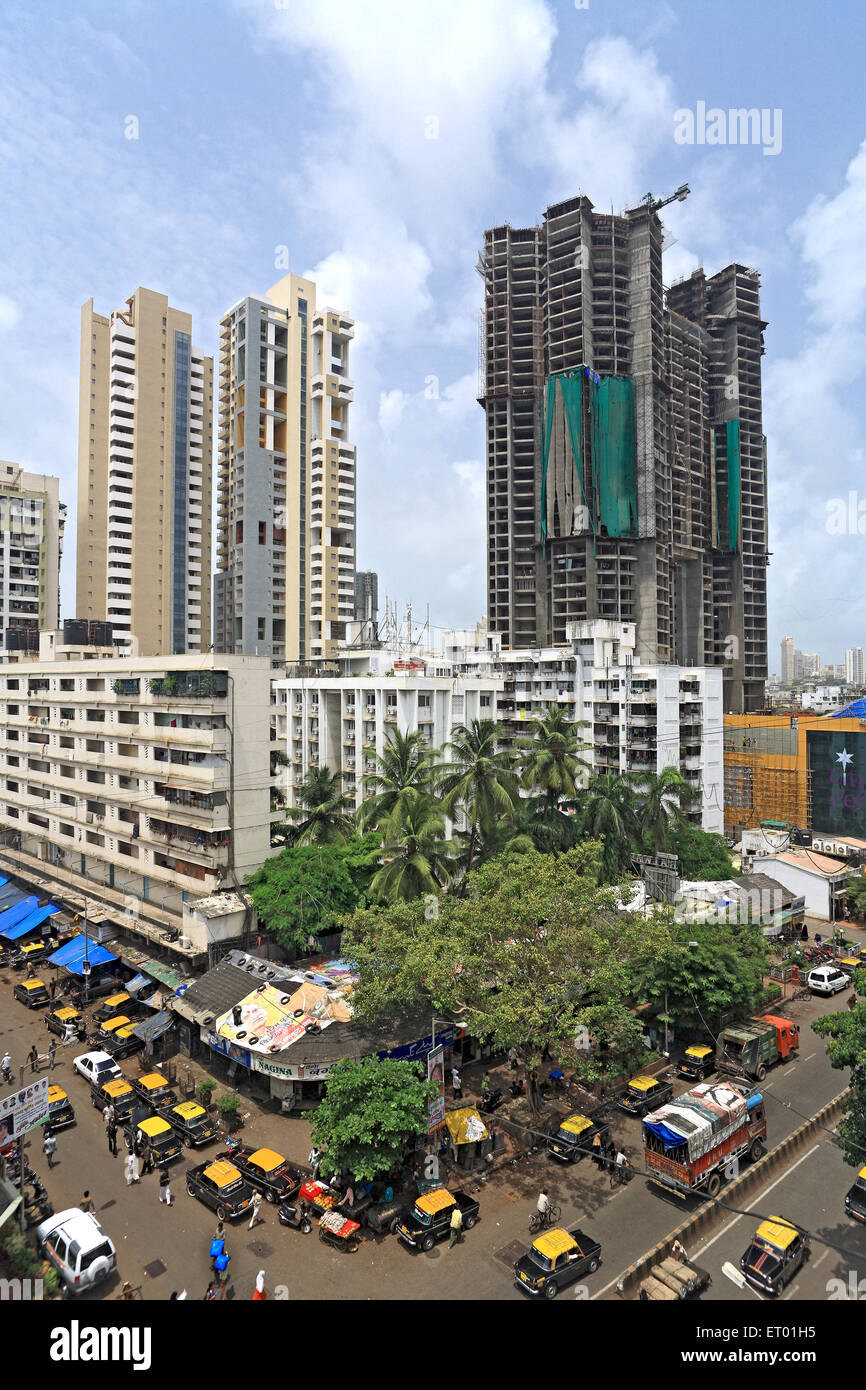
[
  {"x1": 780, "y1": 636, "x2": 794, "y2": 684},
  {"x1": 0, "y1": 640, "x2": 271, "y2": 954},
  {"x1": 477, "y1": 194, "x2": 768, "y2": 713},
  {"x1": 214, "y1": 275, "x2": 356, "y2": 662},
  {"x1": 77, "y1": 288, "x2": 213, "y2": 656},
  {"x1": 845, "y1": 647, "x2": 864, "y2": 685},
  {"x1": 0, "y1": 463, "x2": 65, "y2": 645}
]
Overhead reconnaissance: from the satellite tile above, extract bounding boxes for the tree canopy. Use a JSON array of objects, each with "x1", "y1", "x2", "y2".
[
  {"x1": 812, "y1": 966, "x2": 866, "y2": 1170},
  {"x1": 667, "y1": 822, "x2": 734, "y2": 880},
  {"x1": 245, "y1": 835, "x2": 378, "y2": 952},
  {"x1": 309, "y1": 1057, "x2": 439, "y2": 1181}
]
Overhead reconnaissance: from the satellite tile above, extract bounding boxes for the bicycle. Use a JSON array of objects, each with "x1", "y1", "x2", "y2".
[
  {"x1": 610, "y1": 1161, "x2": 633, "y2": 1189},
  {"x1": 528, "y1": 1204, "x2": 561, "y2": 1234}
]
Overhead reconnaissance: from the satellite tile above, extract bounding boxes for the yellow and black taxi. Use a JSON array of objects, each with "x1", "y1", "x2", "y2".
[
  {"x1": 162, "y1": 1101, "x2": 217, "y2": 1149},
  {"x1": 222, "y1": 1145, "x2": 302, "y2": 1202},
  {"x1": 92, "y1": 1014, "x2": 132, "y2": 1044},
  {"x1": 45, "y1": 1084, "x2": 76, "y2": 1134},
  {"x1": 13, "y1": 977, "x2": 51, "y2": 1009},
  {"x1": 102, "y1": 1022, "x2": 145, "y2": 1062},
  {"x1": 740, "y1": 1216, "x2": 809, "y2": 1296},
  {"x1": 514, "y1": 1226, "x2": 602, "y2": 1299},
  {"x1": 547, "y1": 1113, "x2": 610, "y2": 1164},
  {"x1": 45, "y1": 1004, "x2": 82, "y2": 1038},
  {"x1": 10, "y1": 940, "x2": 53, "y2": 972},
  {"x1": 130, "y1": 1071, "x2": 177, "y2": 1110},
  {"x1": 677, "y1": 1044, "x2": 716, "y2": 1082},
  {"x1": 617, "y1": 1074, "x2": 674, "y2": 1117},
  {"x1": 397, "y1": 1187, "x2": 479, "y2": 1252},
  {"x1": 93, "y1": 991, "x2": 144, "y2": 1024},
  {"x1": 185, "y1": 1157, "x2": 255, "y2": 1221},
  {"x1": 844, "y1": 1166, "x2": 866, "y2": 1223},
  {"x1": 124, "y1": 1110, "x2": 182, "y2": 1165},
  {"x1": 90, "y1": 1076, "x2": 139, "y2": 1121}
]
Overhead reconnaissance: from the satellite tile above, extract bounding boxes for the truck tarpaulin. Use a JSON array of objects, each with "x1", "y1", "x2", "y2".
[{"x1": 643, "y1": 1082, "x2": 749, "y2": 1163}]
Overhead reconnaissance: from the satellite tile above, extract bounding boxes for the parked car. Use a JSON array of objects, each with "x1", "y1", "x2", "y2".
[
  {"x1": 677, "y1": 1044, "x2": 716, "y2": 1082},
  {"x1": 222, "y1": 1145, "x2": 302, "y2": 1202},
  {"x1": 514, "y1": 1227, "x2": 602, "y2": 1299},
  {"x1": 162, "y1": 1101, "x2": 217, "y2": 1149},
  {"x1": 397, "y1": 1188, "x2": 479, "y2": 1252},
  {"x1": 131, "y1": 1072, "x2": 177, "y2": 1110},
  {"x1": 617, "y1": 1074, "x2": 674, "y2": 1117},
  {"x1": 13, "y1": 978, "x2": 51, "y2": 1009},
  {"x1": 45, "y1": 1004, "x2": 82, "y2": 1038},
  {"x1": 45, "y1": 1084, "x2": 76, "y2": 1134},
  {"x1": 102, "y1": 1023, "x2": 145, "y2": 1062},
  {"x1": 90, "y1": 1077, "x2": 139, "y2": 1122},
  {"x1": 72, "y1": 1051, "x2": 122, "y2": 1088},
  {"x1": 807, "y1": 966, "x2": 850, "y2": 996},
  {"x1": 10, "y1": 940, "x2": 54, "y2": 972},
  {"x1": 844, "y1": 1166, "x2": 866, "y2": 1223},
  {"x1": 124, "y1": 1109, "x2": 182, "y2": 1166},
  {"x1": 36, "y1": 1207, "x2": 117, "y2": 1295},
  {"x1": 93, "y1": 991, "x2": 146, "y2": 1024},
  {"x1": 547, "y1": 1113, "x2": 610, "y2": 1164},
  {"x1": 185, "y1": 1157, "x2": 255, "y2": 1221},
  {"x1": 740, "y1": 1215, "x2": 809, "y2": 1296}
]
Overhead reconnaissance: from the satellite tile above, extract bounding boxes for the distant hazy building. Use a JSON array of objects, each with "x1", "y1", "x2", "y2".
[
  {"x1": 780, "y1": 636, "x2": 794, "y2": 684},
  {"x1": 794, "y1": 650, "x2": 820, "y2": 678},
  {"x1": 0, "y1": 463, "x2": 65, "y2": 646},
  {"x1": 354, "y1": 571, "x2": 378, "y2": 624},
  {"x1": 845, "y1": 647, "x2": 864, "y2": 685}
]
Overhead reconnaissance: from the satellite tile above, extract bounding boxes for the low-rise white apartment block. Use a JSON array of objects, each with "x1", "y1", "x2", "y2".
[
  {"x1": 0, "y1": 636, "x2": 272, "y2": 955},
  {"x1": 273, "y1": 620, "x2": 724, "y2": 833}
]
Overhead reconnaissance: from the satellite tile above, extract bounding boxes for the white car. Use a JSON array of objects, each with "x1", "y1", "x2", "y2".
[
  {"x1": 807, "y1": 965, "x2": 850, "y2": 996},
  {"x1": 72, "y1": 1051, "x2": 122, "y2": 1087},
  {"x1": 36, "y1": 1207, "x2": 117, "y2": 1295}
]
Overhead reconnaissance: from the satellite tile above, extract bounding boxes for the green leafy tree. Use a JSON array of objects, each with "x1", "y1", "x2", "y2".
[
  {"x1": 309, "y1": 1057, "x2": 439, "y2": 1181},
  {"x1": 342, "y1": 844, "x2": 671, "y2": 1072},
  {"x1": 437, "y1": 719, "x2": 521, "y2": 879},
  {"x1": 280, "y1": 765, "x2": 356, "y2": 846},
  {"x1": 368, "y1": 791, "x2": 457, "y2": 902},
  {"x1": 516, "y1": 706, "x2": 592, "y2": 813},
  {"x1": 246, "y1": 836, "x2": 379, "y2": 952},
  {"x1": 668, "y1": 822, "x2": 734, "y2": 880},
  {"x1": 631, "y1": 766, "x2": 697, "y2": 855},
  {"x1": 632, "y1": 933, "x2": 767, "y2": 1039},
  {"x1": 812, "y1": 966, "x2": 866, "y2": 1169},
  {"x1": 578, "y1": 773, "x2": 640, "y2": 881},
  {"x1": 358, "y1": 728, "x2": 439, "y2": 831}
]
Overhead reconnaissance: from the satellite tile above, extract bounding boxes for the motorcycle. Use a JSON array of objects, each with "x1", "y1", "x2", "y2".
[
  {"x1": 478, "y1": 1086, "x2": 505, "y2": 1115},
  {"x1": 23, "y1": 1179, "x2": 53, "y2": 1228},
  {"x1": 277, "y1": 1199, "x2": 313, "y2": 1234}
]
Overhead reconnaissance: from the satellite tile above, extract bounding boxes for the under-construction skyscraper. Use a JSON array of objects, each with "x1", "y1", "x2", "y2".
[{"x1": 477, "y1": 193, "x2": 768, "y2": 712}]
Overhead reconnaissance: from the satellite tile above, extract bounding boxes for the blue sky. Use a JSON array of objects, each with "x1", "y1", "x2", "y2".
[{"x1": 1, "y1": 0, "x2": 864, "y2": 671}]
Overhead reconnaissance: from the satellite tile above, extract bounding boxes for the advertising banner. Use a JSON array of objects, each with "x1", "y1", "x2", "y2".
[
  {"x1": 0, "y1": 1078, "x2": 49, "y2": 1146},
  {"x1": 427, "y1": 1043, "x2": 446, "y2": 1133}
]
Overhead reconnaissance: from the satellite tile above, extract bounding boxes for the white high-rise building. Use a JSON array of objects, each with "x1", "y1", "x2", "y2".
[
  {"x1": 0, "y1": 463, "x2": 65, "y2": 646},
  {"x1": 845, "y1": 647, "x2": 864, "y2": 684}
]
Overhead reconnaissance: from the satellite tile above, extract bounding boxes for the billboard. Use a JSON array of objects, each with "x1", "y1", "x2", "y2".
[
  {"x1": 427, "y1": 1044, "x2": 446, "y2": 1133},
  {"x1": 0, "y1": 1078, "x2": 49, "y2": 1147},
  {"x1": 807, "y1": 729, "x2": 866, "y2": 840}
]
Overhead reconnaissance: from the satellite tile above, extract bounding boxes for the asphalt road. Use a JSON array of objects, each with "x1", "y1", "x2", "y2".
[{"x1": 0, "y1": 970, "x2": 855, "y2": 1302}]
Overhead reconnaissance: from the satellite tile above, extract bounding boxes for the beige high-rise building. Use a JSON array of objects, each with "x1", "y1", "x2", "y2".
[
  {"x1": 780, "y1": 636, "x2": 794, "y2": 683},
  {"x1": 214, "y1": 273, "x2": 356, "y2": 662},
  {"x1": 76, "y1": 287, "x2": 213, "y2": 655},
  {"x1": 0, "y1": 462, "x2": 65, "y2": 645}
]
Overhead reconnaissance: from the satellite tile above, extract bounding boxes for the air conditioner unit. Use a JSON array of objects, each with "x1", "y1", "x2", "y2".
[{"x1": 177, "y1": 936, "x2": 192, "y2": 949}]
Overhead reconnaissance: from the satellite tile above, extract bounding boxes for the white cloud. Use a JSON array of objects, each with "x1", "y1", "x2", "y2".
[{"x1": 0, "y1": 295, "x2": 20, "y2": 330}]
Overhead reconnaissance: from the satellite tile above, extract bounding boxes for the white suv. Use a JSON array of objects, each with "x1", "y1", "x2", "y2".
[
  {"x1": 36, "y1": 1208, "x2": 117, "y2": 1295},
  {"x1": 807, "y1": 965, "x2": 850, "y2": 996}
]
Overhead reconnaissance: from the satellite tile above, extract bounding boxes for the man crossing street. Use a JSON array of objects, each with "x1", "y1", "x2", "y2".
[
  {"x1": 43, "y1": 1133, "x2": 57, "y2": 1168},
  {"x1": 449, "y1": 1203, "x2": 463, "y2": 1248}
]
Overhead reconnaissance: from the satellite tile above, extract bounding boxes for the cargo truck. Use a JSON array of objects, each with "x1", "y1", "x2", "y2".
[
  {"x1": 643, "y1": 1080, "x2": 766, "y2": 1198},
  {"x1": 715, "y1": 1014, "x2": 798, "y2": 1082}
]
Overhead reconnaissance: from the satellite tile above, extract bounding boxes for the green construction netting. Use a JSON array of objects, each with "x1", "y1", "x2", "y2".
[
  {"x1": 540, "y1": 371, "x2": 593, "y2": 545},
  {"x1": 590, "y1": 375, "x2": 637, "y2": 537},
  {"x1": 714, "y1": 419, "x2": 740, "y2": 551}
]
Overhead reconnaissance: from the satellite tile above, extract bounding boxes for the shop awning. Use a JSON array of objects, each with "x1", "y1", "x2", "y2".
[
  {"x1": 0, "y1": 884, "x2": 23, "y2": 905},
  {"x1": 124, "y1": 973, "x2": 151, "y2": 996},
  {"x1": 0, "y1": 904, "x2": 59, "y2": 941},
  {"x1": 132, "y1": 1010, "x2": 175, "y2": 1043},
  {"x1": 445, "y1": 1107, "x2": 489, "y2": 1145},
  {"x1": 0, "y1": 897, "x2": 39, "y2": 935},
  {"x1": 136, "y1": 959, "x2": 190, "y2": 992},
  {"x1": 48, "y1": 935, "x2": 118, "y2": 973}
]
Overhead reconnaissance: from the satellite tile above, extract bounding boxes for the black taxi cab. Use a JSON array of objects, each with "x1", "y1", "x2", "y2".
[
  {"x1": 131, "y1": 1072, "x2": 177, "y2": 1110},
  {"x1": 13, "y1": 978, "x2": 51, "y2": 1009},
  {"x1": 125, "y1": 1111, "x2": 183, "y2": 1165},
  {"x1": 547, "y1": 1113, "x2": 610, "y2": 1164},
  {"x1": 617, "y1": 1074, "x2": 674, "y2": 1117},
  {"x1": 93, "y1": 1014, "x2": 132, "y2": 1044},
  {"x1": 45, "y1": 1004, "x2": 82, "y2": 1038},
  {"x1": 185, "y1": 1158, "x2": 255, "y2": 1221},
  {"x1": 740, "y1": 1216, "x2": 809, "y2": 1295},
  {"x1": 90, "y1": 1076, "x2": 139, "y2": 1121},
  {"x1": 94, "y1": 992, "x2": 143, "y2": 1024},
  {"x1": 45, "y1": 1084, "x2": 76, "y2": 1133},
  {"x1": 103, "y1": 1022, "x2": 145, "y2": 1061},
  {"x1": 224, "y1": 1145, "x2": 302, "y2": 1202},
  {"x1": 162, "y1": 1101, "x2": 217, "y2": 1149},
  {"x1": 396, "y1": 1188, "x2": 479, "y2": 1252},
  {"x1": 514, "y1": 1227, "x2": 602, "y2": 1299},
  {"x1": 11, "y1": 940, "x2": 53, "y2": 972},
  {"x1": 677, "y1": 1044, "x2": 716, "y2": 1082},
  {"x1": 844, "y1": 1166, "x2": 866, "y2": 1223}
]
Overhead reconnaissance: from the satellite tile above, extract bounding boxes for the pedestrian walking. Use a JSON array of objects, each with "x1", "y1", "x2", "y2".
[
  {"x1": 451, "y1": 1067, "x2": 462, "y2": 1100},
  {"x1": 49, "y1": 977, "x2": 57, "y2": 1001},
  {"x1": 480, "y1": 1071, "x2": 489, "y2": 1095},
  {"x1": 159, "y1": 1169, "x2": 173, "y2": 1206},
  {"x1": 102, "y1": 1103, "x2": 112, "y2": 1129},
  {"x1": 213, "y1": 1219, "x2": 226, "y2": 1248},
  {"x1": 28, "y1": 1044, "x2": 39, "y2": 1074},
  {"x1": 591, "y1": 1131, "x2": 603, "y2": 1169},
  {"x1": 80, "y1": 1191, "x2": 93, "y2": 1212},
  {"x1": 204, "y1": 1281, "x2": 218, "y2": 1301},
  {"x1": 124, "y1": 1153, "x2": 137, "y2": 1187},
  {"x1": 132, "y1": 1151, "x2": 141, "y2": 1184},
  {"x1": 308, "y1": 1146, "x2": 322, "y2": 1179},
  {"x1": 107, "y1": 1120, "x2": 118, "y2": 1157},
  {"x1": 252, "y1": 1269, "x2": 267, "y2": 1301},
  {"x1": 142, "y1": 1144, "x2": 154, "y2": 1176},
  {"x1": 214, "y1": 1250, "x2": 230, "y2": 1300},
  {"x1": 671, "y1": 1239, "x2": 688, "y2": 1264},
  {"x1": 247, "y1": 1190, "x2": 263, "y2": 1230},
  {"x1": 1, "y1": 1051, "x2": 11, "y2": 1085},
  {"x1": 507, "y1": 1046, "x2": 519, "y2": 1072},
  {"x1": 169, "y1": 1289, "x2": 187, "y2": 1300},
  {"x1": 134, "y1": 1131, "x2": 145, "y2": 1160},
  {"x1": 449, "y1": 1204, "x2": 463, "y2": 1248},
  {"x1": 43, "y1": 1133, "x2": 57, "y2": 1169},
  {"x1": 48, "y1": 1040, "x2": 57, "y2": 1071}
]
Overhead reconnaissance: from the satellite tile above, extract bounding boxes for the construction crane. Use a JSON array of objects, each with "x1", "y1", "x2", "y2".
[{"x1": 640, "y1": 183, "x2": 690, "y2": 212}]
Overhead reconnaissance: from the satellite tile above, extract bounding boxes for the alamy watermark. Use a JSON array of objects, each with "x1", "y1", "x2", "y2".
[{"x1": 674, "y1": 102, "x2": 782, "y2": 156}]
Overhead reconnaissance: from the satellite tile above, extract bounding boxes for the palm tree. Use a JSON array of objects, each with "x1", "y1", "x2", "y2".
[
  {"x1": 436, "y1": 719, "x2": 521, "y2": 879},
  {"x1": 282, "y1": 765, "x2": 356, "y2": 846},
  {"x1": 368, "y1": 791, "x2": 457, "y2": 902},
  {"x1": 578, "y1": 772, "x2": 640, "y2": 881},
  {"x1": 516, "y1": 706, "x2": 592, "y2": 812},
  {"x1": 357, "y1": 728, "x2": 439, "y2": 831},
  {"x1": 630, "y1": 766, "x2": 697, "y2": 855}
]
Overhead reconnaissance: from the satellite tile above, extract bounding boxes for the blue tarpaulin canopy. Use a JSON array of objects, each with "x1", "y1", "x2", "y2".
[
  {"x1": 0, "y1": 884, "x2": 23, "y2": 905},
  {"x1": 0, "y1": 904, "x2": 59, "y2": 941},
  {"x1": 132, "y1": 1010, "x2": 174, "y2": 1043},
  {"x1": 643, "y1": 1121, "x2": 688, "y2": 1151},
  {"x1": 48, "y1": 935, "x2": 117, "y2": 973},
  {"x1": 0, "y1": 897, "x2": 39, "y2": 936},
  {"x1": 124, "y1": 973, "x2": 151, "y2": 995}
]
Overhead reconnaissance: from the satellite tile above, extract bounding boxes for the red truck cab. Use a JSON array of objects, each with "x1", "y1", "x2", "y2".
[{"x1": 754, "y1": 1015, "x2": 799, "y2": 1060}]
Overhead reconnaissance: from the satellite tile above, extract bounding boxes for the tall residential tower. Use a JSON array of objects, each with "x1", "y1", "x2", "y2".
[
  {"x1": 0, "y1": 462, "x2": 65, "y2": 644},
  {"x1": 76, "y1": 287, "x2": 213, "y2": 655},
  {"x1": 214, "y1": 274, "x2": 356, "y2": 663},
  {"x1": 477, "y1": 193, "x2": 769, "y2": 712}
]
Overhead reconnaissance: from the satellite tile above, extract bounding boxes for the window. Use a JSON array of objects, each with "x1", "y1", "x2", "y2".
[
  {"x1": 236, "y1": 520, "x2": 243, "y2": 543},
  {"x1": 258, "y1": 521, "x2": 267, "y2": 545},
  {"x1": 257, "y1": 618, "x2": 266, "y2": 641}
]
